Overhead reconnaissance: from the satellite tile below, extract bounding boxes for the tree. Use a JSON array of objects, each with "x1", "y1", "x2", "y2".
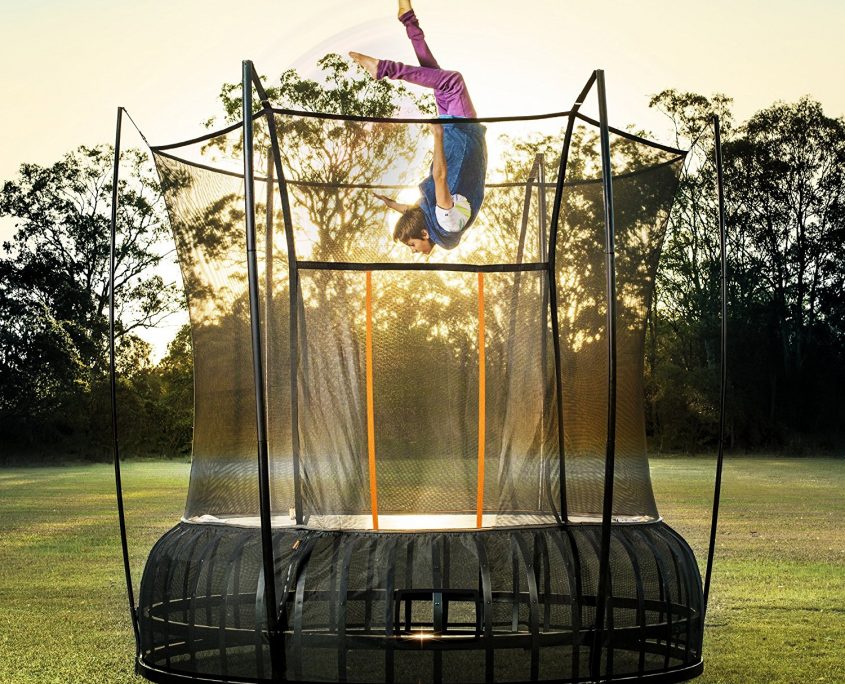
[
  {"x1": 645, "y1": 90, "x2": 733, "y2": 449},
  {"x1": 724, "y1": 98, "x2": 845, "y2": 442},
  {"x1": 204, "y1": 53, "x2": 435, "y2": 261},
  {"x1": 154, "y1": 324, "x2": 194, "y2": 456},
  {"x1": 0, "y1": 145, "x2": 178, "y2": 457},
  {"x1": 646, "y1": 91, "x2": 845, "y2": 451}
]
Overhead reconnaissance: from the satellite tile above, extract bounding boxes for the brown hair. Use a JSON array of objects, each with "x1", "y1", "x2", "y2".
[{"x1": 393, "y1": 206, "x2": 428, "y2": 244}]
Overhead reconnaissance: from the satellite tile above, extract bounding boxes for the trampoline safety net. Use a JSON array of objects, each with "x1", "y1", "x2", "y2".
[{"x1": 152, "y1": 111, "x2": 685, "y2": 530}]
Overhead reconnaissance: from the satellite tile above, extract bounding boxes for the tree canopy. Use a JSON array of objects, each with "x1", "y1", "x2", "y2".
[
  {"x1": 0, "y1": 145, "x2": 177, "y2": 457},
  {"x1": 2, "y1": 57, "x2": 844, "y2": 461},
  {"x1": 647, "y1": 90, "x2": 845, "y2": 450}
]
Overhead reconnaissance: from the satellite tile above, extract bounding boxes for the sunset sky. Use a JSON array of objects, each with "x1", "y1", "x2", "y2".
[
  {"x1": 2, "y1": 0, "x2": 843, "y2": 353},
  {"x1": 2, "y1": 0, "x2": 843, "y2": 182}
]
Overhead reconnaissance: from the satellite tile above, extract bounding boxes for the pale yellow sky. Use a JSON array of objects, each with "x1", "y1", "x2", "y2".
[
  {"x1": 2, "y1": 0, "x2": 843, "y2": 354},
  {"x1": 2, "y1": 0, "x2": 843, "y2": 185}
]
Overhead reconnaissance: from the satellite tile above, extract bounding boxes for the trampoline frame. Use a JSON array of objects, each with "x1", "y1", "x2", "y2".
[
  {"x1": 135, "y1": 521, "x2": 704, "y2": 684},
  {"x1": 108, "y1": 62, "x2": 729, "y2": 683}
]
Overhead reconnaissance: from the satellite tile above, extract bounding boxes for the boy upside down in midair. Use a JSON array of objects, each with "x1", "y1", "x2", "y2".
[{"x1": 351, "y1": 0, "x2": 488, "y2": 254}]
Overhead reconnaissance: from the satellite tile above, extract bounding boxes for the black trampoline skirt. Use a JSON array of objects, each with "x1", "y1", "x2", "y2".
[{"x1": 137, "y1": 521, "x2": 703, "y2": 683}]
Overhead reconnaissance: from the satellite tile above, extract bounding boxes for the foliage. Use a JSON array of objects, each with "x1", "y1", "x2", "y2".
[
  {"x1": 206, "y1": 52, "x2": 435, "y2": 160},
  {"x1": 211, "y1": 53, "x2": 436, "y2": 263},
  {"x1": 0, "y1": 52, "x2": 435, "y2": 462},
  {"x1": 3, "y1": 55, "x2": 845, "y2": 460},
  {"x1": 647, "y1": 91, "x2": 845, "y2": 451},
  {"x1": 216, "y1": 53, "x2": 436, "y2": 121},
  {"x1": 0, "y1": 146, "x2": 179, "y2": 458},
  {"x1": 154, "y1": 324, "x2": 194, "y2": 455}
]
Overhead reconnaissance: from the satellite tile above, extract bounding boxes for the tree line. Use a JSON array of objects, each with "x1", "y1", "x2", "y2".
[
  {"x1": 647, "y1": 91, "x2": 845, "y2": 452},
  {"x1": 1, "y1": 55, "x2": 843, "y2": 462}
]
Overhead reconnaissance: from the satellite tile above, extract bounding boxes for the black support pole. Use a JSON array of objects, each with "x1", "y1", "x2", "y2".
[
  {"x1": 249, "y1": 64, "x2": 304, "y2": 527},
  {"x1": 546, "y1": 71, "x2": 597, "y2": 524},
  {"x1": 590, "y1": 69, "x2": 619, "y2": 683},
  {"x1": 242, "y1": 60, "x2": 282, "y2": 680},
  {"x1": 506, "y1": 154, "x2": 542, "y2": 344},
  {"x1": 538, "y1": 152, "x2": 547, "y2": 264},
  {"x1": 538, "y1": 153, "x2": 549, "y2": 511},
  {"x1": 265, "y1": 152, "x2": 275, "y2": 408},
  {"x1": 703, "y1": 115, "x2": 728, "y2": 615},
  {"x1": 110, "y1": 106, "x2": 141, "y2": 655}
]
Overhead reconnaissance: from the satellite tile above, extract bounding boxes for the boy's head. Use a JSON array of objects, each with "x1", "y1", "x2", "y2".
[{"x1": 393, "y1": 206, "x2": 434, "y2": 255}]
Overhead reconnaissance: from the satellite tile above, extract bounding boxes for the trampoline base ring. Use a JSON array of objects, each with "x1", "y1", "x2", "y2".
[
  {"x1": 137, "y1": 521, "x2": 703, "y2": 683},
  {"x1": 137, "y1": 657, "x2": 704, "y2": 684}
]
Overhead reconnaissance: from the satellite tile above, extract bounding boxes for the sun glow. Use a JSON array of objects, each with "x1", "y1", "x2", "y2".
[{"x1": 395, "y1": 187, "x2": 421, "y2": 207}]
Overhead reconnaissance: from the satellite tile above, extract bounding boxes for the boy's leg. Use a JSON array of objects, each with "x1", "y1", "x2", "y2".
[
  {"x1": 400, "y1": 9, "x2": 439, "y2": 69},
  {"x1": 377, "y1": 61, "x2": 476, "y2": 118},
  {"x1": 377, "y1": 11, "x2": 477, "y2": 117}
]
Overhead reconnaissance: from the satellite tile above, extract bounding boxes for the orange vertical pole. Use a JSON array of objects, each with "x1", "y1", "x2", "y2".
[
  {"x1": 365, "y1": 271, "x2": 379, "y2": 530},
  {"x1": 476, "y1": 272, "x2": 486, "y2": 528}
]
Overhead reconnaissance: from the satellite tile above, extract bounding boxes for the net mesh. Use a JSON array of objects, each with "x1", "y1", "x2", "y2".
[{"x1": 153, "y1": 111, "x2": 683, "y2": 527}]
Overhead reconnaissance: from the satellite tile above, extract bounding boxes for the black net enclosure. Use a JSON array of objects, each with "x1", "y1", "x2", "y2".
[{"x1": 110, "y1": 64, "x2": 726, "y2": 684}]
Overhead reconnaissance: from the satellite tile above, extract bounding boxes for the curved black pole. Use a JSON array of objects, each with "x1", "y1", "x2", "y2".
[
  {"x1": 547, "y1": 71, "x2": 598, "y2": 524},
  {"x1": 248, "y1": 63, "x2": 305, "y2": 528},
  {"x1": 590, "y1": 69, "x2": 619, "y2": 683},
  {"x1": 703, "y1": 115, "x2": 728, "y2": 616},
  {"x1": 538, "y1": 154, "x2": 550, "y2": 511},
  {"x1": 507, "y1": 154, "x2": 543, "y2": 341},
  {"x1": 265, "y1": 153, "x2": 275, "y2": 415},
  {"x1": 110, "y1": 106, "x2": 141, "y2": 655},
  {"x1": 242, "y1": 60, "x2": 283, "y2": 680}
]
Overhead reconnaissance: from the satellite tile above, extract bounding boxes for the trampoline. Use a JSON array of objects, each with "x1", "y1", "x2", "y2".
[{"x1": 109, "y1": 63, "x2": 729, "y2": 683}]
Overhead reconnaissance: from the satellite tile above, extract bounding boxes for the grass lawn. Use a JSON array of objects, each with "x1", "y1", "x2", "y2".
[{"x1": 0, "y1": 457, "x2": 842, "y2": 683}]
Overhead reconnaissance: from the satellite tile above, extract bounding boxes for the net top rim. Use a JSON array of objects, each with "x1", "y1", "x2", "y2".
[
  {"x1": 149, "y1": 108, "x2": 688, "y2": 157},
  {"x1": 152, "y1": 145, "x2": 684, "y2": 190}
]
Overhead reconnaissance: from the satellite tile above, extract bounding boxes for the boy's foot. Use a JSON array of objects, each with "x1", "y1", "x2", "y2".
[
  {"x1": 349, "y1": 52, "x2": 379, "y2": 79},
  {"x1": 398, "y1": 0, "x2": 412, "y2": 18}
]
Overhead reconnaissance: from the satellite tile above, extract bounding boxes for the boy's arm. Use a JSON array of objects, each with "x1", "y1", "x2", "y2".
[
  {"x1": 373, "y1": 193, "x2": 411, "y2": 213},
  {"x1": 431, "y1": 125, "x2": 454, "y2": 210}
]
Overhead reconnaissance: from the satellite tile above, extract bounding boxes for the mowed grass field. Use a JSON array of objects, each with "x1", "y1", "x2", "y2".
[{"x1": 0, "y1": 457, "x2": 842, "y2": 683}]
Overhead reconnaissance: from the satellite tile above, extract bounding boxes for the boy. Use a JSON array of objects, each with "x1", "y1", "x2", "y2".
[{"x1": 350, "y1": 1, "x2": 487, "y2": 254}]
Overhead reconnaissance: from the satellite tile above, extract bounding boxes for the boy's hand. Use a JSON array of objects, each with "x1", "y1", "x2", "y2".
[
  {"x1": 373, "y1": 192, "x2": 409, "y2": 213},
  {"x1": 374, "y1": 192, "x2": 396, "y2": 209}
]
